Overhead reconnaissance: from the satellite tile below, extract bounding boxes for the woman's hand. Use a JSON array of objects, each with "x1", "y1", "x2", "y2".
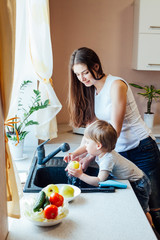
[
  {"x1": 63, "y1": 153, "x2": 75, "y2": 163},
  {"x1": 64, "y1": 153, "x2": 95, "y2": 171},
  {"x1": 63, "y1": 144, "x2": 87, "y2": 163},
  {"x1": 79, "y1": 154, "x2": 95, "y2": 171}
]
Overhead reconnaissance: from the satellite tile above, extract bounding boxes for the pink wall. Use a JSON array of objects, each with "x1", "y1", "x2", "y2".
[{"x1": 49, "y1": 0, "x2": 160, "y2": 125}]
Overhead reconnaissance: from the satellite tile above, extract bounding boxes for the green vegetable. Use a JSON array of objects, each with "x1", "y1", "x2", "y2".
[
  {"x1": 33, "y1": 191, "x2": 46, "y2": 212},
  {"x1": 43, "y1": 196, "x2": 50, "y2": 209}
]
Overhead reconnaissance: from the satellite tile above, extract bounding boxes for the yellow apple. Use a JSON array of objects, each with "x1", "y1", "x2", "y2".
[
  {"x1": 43, "y1": 184, "x2": 59, "y2": 197},
  {"x1": 68, "y1": 160, "x2": 80, "y2": 169},
  {"x1": 60, "y1": 185, "x2": 74, "y2": 198}
]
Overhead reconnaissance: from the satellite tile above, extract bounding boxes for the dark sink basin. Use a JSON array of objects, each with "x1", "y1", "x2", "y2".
[
  {"x1": 34, "y1": 166, "x2": 69, "y2": 188},
  {"x1": 23, "y1": 156, "x2": 115, "y2": 193}
]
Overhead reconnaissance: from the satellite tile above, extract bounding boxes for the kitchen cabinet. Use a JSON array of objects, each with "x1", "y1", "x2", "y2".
[{"x1": 132, "y1": 0, "x2": 160, "y2": 70}]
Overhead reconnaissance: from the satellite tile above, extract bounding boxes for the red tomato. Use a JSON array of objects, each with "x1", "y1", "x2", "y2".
[
  {"x1": 49, "y1": 192, "x2": 64, "y2": 207},
  {"x1": 44, "y1": 204, "x2": 58, "y2": 219}
]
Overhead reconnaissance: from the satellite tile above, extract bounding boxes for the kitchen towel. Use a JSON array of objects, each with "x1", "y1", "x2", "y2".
[{"x1": 99, "y1": 180, "x2": 127, "y2": 189}]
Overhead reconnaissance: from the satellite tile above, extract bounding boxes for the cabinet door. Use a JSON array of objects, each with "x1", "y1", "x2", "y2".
[
  {"x1": 136, "y1": 34, "x2": 160, "y2": 70},
  {"x1": 139, "y1": 0, "x2": 160, "y2": 33}
]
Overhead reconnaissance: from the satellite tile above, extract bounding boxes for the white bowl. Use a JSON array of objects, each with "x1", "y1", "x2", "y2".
[
  {"x1": 26, "y1": 217, "x2": 64, "y2": 227},
  {"x1": 21, "y1": 195, "x2": 69, "y2": 227},
  {"x1": 56, "y1": 184, "x2": 81, "y2": 202}
]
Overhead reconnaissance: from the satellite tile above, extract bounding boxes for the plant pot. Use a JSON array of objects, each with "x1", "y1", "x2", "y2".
[
  {"x1": 144, "y1": 113, "x2": 154, "y2": 129},
  {"x1": 8, "y1": 139, "x2": 24, "y2": 160}
]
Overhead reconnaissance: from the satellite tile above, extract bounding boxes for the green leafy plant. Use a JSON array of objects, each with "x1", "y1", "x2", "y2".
[
  {"x1": 129, "y1": 83, "x2": 160, "y2": 114},
  {"x1": 5, "y1": 80, "x2": 49, "y2": 144}
]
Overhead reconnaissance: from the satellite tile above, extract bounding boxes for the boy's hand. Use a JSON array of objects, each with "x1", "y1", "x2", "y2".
[
  {"x1": 64, "y1": 154, "x2": 80, "y2": 172},
  {"x1": 67, "y1": 163, "x2": 83, "y2": 178}
]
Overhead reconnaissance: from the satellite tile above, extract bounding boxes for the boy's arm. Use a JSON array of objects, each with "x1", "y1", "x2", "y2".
[
  {"x1": 79, "y1": 170, "x2": 109, "y2": 187},
  {"x1": 68, "y1": 165, "x2": 109, "y2": 187}
]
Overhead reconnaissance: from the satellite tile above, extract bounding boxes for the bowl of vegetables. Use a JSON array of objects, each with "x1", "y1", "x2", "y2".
[{"x1": 22, "y1": 185, "x2": 69, "y2": 227}]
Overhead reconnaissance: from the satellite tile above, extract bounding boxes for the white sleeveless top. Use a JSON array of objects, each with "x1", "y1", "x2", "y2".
[{"x1": 94, "y1": 74, "x2": 154, "y2": 152}]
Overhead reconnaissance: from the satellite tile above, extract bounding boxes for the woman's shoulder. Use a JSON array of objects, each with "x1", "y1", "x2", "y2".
[
  {"x1": 107, "y1": 75, "x2": 128, "y2": 89},
  {"x1": 107, "y1": 74, "x2": 126, "y2": 82},
  {"x1": 111, "y1": 79, "x2": 128, "y2": 92},
  {"x1": 110, "y1": 79, "x2": 128, "y2": 99}
]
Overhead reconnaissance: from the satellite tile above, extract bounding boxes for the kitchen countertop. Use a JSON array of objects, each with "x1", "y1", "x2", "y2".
[
  {"x1": 7, "y1": 181, "x2": 156, "y2": 240},
  {"x1": 7, "y1": 124, "x2": 157, "y2": 240}
]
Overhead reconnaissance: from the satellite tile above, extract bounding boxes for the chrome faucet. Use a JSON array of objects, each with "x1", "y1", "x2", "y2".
[{"x1": 37, "y1": 139, "x2": 70, "y2": 165}]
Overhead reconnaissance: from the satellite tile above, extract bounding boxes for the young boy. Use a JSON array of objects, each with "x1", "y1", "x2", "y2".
[{"x1": 67, "y1": 120, "x2": 153, "y2": 226}]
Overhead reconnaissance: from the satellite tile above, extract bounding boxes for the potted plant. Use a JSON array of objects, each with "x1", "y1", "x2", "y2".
[
  {"x1": 5, "y1": 80, "x2": 49, "y2": 159},
  {"x1": 129, "y1": 83, "x2": 160, "y2": 128}
]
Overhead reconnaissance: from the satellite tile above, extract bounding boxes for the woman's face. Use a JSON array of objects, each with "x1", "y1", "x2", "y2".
[{"x1": 73, "y1": 63, "x2": 96, "y2": 87}]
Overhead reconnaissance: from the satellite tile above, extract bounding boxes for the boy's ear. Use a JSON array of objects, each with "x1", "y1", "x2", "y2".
[{"x1": 96, "y1": 142, "x2": 102, "y2": 150}]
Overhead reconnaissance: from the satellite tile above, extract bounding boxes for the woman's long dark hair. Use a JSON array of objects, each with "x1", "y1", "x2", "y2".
[{"x1": 68, "y1": 47, "x2": 104, "y2": 128}]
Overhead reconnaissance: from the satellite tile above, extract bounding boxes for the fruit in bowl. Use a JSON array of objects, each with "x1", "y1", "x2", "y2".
[
  {"x1": 44, "y1": 204, "x2": 58, "y2": 220},
  {"x1": 22, "y1": 188, "x2": 68, "y2": 226},
  {"x1": 49, "y1": 192, "x2": 64, "y2": 207},
  {"x1": 43, "y1": 184, "x2": 59, "y2": 197},
  {"x1": 68, "y1": 160, "x2": 80, "y2": 169},
  {"x1": 60, "y1": 185, "x2": 74, "y2": 198}
]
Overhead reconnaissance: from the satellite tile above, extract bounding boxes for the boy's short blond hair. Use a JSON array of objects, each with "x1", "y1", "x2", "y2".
[{"x1": 84, "y1": 120, "x2": 117, "y2": 152}]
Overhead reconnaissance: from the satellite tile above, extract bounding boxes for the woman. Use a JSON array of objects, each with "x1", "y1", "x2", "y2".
[{"x1": 65, "y1": 47, "x2": 160, "y2": 232}]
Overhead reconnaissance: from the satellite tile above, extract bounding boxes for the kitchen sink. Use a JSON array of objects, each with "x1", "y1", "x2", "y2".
[{"x1": 23, "y1": 156, "x2": 115, "y2": 193}]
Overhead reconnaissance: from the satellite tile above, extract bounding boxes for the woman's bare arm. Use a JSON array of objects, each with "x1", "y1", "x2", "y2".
[{"x1": 110, "y1": 80, "x2": 128, "y2": 137}]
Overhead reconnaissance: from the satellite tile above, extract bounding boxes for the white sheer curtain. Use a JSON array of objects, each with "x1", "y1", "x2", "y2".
[
  {"x1": 27, "y1": 0, "x2": 62, "y2": 140},
  {"x1": 9, "y1": 0, "x2": 62, "y2": 142}
]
